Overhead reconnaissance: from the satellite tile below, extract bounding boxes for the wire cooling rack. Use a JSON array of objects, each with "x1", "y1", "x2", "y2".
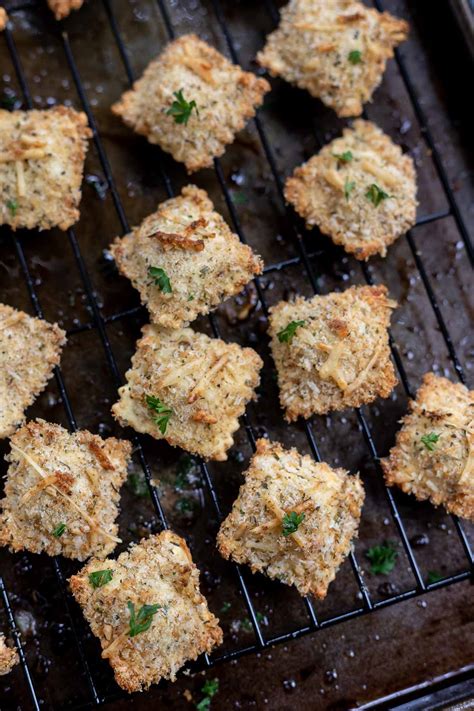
[{"x1": 0, "y1": 0, "x2": 472, "y2": 708}]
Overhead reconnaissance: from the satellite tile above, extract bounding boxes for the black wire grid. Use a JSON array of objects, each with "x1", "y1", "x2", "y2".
[{"x1": 0, "y1": 0, "x2": 473, "y2": 707}]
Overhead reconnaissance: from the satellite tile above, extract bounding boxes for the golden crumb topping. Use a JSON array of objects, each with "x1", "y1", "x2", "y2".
[
  {"x1": 47, "y1": 0, "x2": 84, "y2": 20},
  {"x1": 0, "y1": 635, "x2": 18, "y2": 676}
]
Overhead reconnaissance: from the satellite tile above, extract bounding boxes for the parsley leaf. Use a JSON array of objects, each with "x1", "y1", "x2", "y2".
[
  {"x1": 427, "y1": 570, "x2": 443, "y2": 585},
  {"x1": 348, "y1": 50, "x2": 362, "y2": 64},
  {"x1": 366, "y1": 183, "x2": 391, "y2": 207},
  {"x1": 282, "y1": 511, "x2": 305, "y2": 537},
  {"x1": 127, "y1": 601, "x2": 161, "y2": 637},
  {"x1": 220, "y1": 601, "x2": 232, "y2": 613},
  {"x1": 333, "y1": 150, "x2": 353, "y2": 163},
  {"x1": 89, "y1": 569, "x2": 113, "y2": 589},
  {"x1": 148, "y1": 266, "x2": 172, "y2": 293},
  {"x1": 52, "y1": 523, "x2": 66, "y2": 538},
  {"x1": 145, "y1": 394, "x2": 173, "y2": 434},
  {"x1": 366, "y1": 542, "x2": 398, "y2": 575},
  {"x1": 344, "y1": 178, "x2": 356, "y2": 200},
  {"x1": 420, "y1": 432, "x2": 440, "y2": 451},
  {"x1": 277, "y1": 320, "x2": 306, "y2": 344},
  {"x1": 196, "y1": 678, "x2": 219, "y2": 710},
  {"x1": 166, "y1": 89, "x2": 198, "y2": 125},
  {"x1": 127, "y1": 471, "x2": 150, "y2": 498},
  {"x1": 6, "y1": 199, "x2": 18, "y2": 216}
]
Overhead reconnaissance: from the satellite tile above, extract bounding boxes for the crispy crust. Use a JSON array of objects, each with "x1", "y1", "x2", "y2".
[
  {"x1": 110, "y1": 185, "x2": 263, "y2": 328},
  {"x1": 0, "y1": 419, "x2": 132, "y2": 560},
  {"x1": 0, "y1": 106, "x2": 91, "y2": 231},
  {"x1": 0, "y1": 7, "x2": 8, "y2": 31},
  {"x1": 381, "y1": 373, "x2": 474, "y2": 521},
  {"x1": 268, "y1": 284, "x2": 397, "y2": 420},
  {"x1": 0, "y1": 303, "x2": 66, "y2": 439},
  {"x1": 69, "y1": 531, "x2": 223, "y2": 692},
  {"x1": 257, "y1": 0, "x2": 408, "y2": 117},
  {"x1": 285, "y1": 120, "x2": 417, "y2": 260},
  {"x1": 47, "y1": 0, "x2": 84, "y2": 20},
  {"x1": 111, "y1": 34, "x2": 270, "y2": 173},
  {"x1": 0, "y1": 635, "x2": 18, "y2": 676},
  {"x1": 217, "y1": 438, "x2": 364, "y2": 598},
  {"x1": 112, "y1": 325, "x2": 262, "y2": 461}
]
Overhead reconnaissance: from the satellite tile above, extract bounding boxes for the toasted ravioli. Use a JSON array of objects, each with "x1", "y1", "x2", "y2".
[
  {"x1": 381, "y1": 374, "x2": 474, "y2": 521},
  {"x1": 69, "y1": 531, "x2": 223, "y2": 692},
  {"x1": 0, "y1": 419, "x2": 132, "y2": 560},
  {"x1": 269, "y1": 284, "x2": 397, "y2": 420},
  {"x1": 257, "y1": 0, "x2": 408, "y2": 117},
  {"x1": 0, "y1": 106, "x2": 91, "y2": 231},
  {"x1": 47, "y1": 0, "x2": 84, "y2": 20},
  {"x1": 110, "y1": 185, "x2": 263, "y2": 328},
  {"x1": 111, "y1": 34, "x2": 270, "y2": 173},
  {"x1": 217, "y1": 438, "x2": 364, "y2": 598},
  {"x1": 0, "y1": 303, "x2": 66, "y2": 439},
  {"x1": 112, "y1": 325, "x2": 262, "y2": 461},
  {"x1": 285, "y1": 120, "x2": 417, "y2": 260},
  {"x1": 0, "y1": 635, "x2": 18, "y2": 676},
  {"x1": 0, "y1": 7, "x2": 8, "y2": 31}
]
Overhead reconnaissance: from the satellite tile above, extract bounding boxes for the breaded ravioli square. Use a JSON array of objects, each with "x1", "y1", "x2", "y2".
[
  {"x1": 0, "y1": 106, "x2": 91, "y2": 231},
  {"x1": 285, "y1": 120, "x2": 417, "y2": 260},
  {"x1": 0, "y1": 419, "x2": 132, "y2": 560},
  {"x1": 112, "y1": 325, "x2": 262, "y2": 461},
  {"x1": 381, "y1": 374, "x2": 474, "y2": 521},
  {"x1": 111, "y1": 34, "x2": 270, "y2": 173},
  {"x1": 269, "y1": 284, "x2": 397, "y2": 420},
  {"x1": 217, "y1": 439, "x2": 364, "y2": 598},
  {"x1": 47, "y1": 0, "x2": 84, "y2": 19},
  {"x1": 110, "y1": 185, "x2": 263, "y2": 328},
  {"x1": 69, "y1": 531, "x2": 223, "y2": 693},
  {"x1": 0, "y1": 635, "x2": 18, "y2": 676},
  {"x1": 0, "y1": 303, "x2": 66, "y2": 439},
  {"x1": 257, "y1": 0, "x2": 408, "y2": 118}
]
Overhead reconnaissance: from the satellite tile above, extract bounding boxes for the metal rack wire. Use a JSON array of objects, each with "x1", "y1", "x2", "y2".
[{"x1": 0, "y1": 0, "x2": 472, "y2": 707}]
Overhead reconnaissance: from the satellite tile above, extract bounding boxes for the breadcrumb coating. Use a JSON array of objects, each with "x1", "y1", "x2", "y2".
[
  {"x1": 110, "y1": 185, "x2": 263, "y2": 328},
  {"x1": 0, "y1": 303, "x2": 66, "y2": 439},
  {"x1": 69, "y1": 531, "x2": 223, "y2": 692},
  {"x1": 0, "y1": 635, "x2": 18, "y2": 676},
  {"x1": 217, "y1": 438, "x2": 365, "y2": 598},
  {"x1": 0, "y1": 419, "x2": 132, "y2": 560},
  {"x1": 257, "y1": 0, "x2": 408, "y2": 117},
  {"x1": 112, "y1": 34, "x2": 270, "y2": 172},
  {"x1": 0, "y1": 106, "x2": 91, "y2": 231},
  {"x1": 268, "y1": 284, "x2": 397, "y2": 420},
  {"x1": 0, "y1": 7, "x2": 8, "y2": 31},
  {"x1": 112, "y1": 325, "x2": 262, "y2": 461},
  {"x1": 381, "y1": 373, "x2": 473, "y2": 521},
  {"x1": 285, "y1": 120, "x2": 417, "y2": 260},
  {"x1": 47, "y1": 0, "x2": 84, "y2": 20}
]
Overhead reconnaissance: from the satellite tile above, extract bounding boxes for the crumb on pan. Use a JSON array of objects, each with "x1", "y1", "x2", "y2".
[
  {"x1": 0, "y1": 303, "x2": 66, "y2": 439},
  {"x1": 110, "y1": 184, "x2": 263, "y2": 328},
  {"x1": 0, "y1": 634, "x2": 18, "y2": 676},
  {"x1": 268, "y1": 284, "x2": 397, "y2": 420},
  {"x1": 284, "y1": 120, "x2": 417, "y2": 260},
  {"x1": 381, "y1": 373, "x2": 474, "y2": 521},
  {"x1": 217, "y1": 438, "x2": 365, "y2": 598},
  {"x1": 0, "y1": 106, "x2": 91, "y2": 231},
  {"x1": 112, "y1": 325, "x2": 262, "y2": 461},
  {"x1": 0, "y1": 419, "x2": 132, "y2": 560},
  {"x1": 0, "y1": 7, "x2": 9, "y2": 31},
  {"x1": 257, "y1": 0, "x2": 408, "y2": 117},
  {"x1": 111, "y1": 33, "x2": 270, "y2": 173},
  {"x1": 69, "y1": 530, "x2": 223, "y2": 692},
  {"x1": 47, "y1": 0, "x2": 84, "y2": 20}
]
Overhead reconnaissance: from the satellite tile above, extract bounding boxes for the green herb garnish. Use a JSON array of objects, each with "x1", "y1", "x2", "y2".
[
  {"x1": 277, "y1": 320, "x2": 306, "y2": 344},
  {"x1": 196, "y1": 677, "x2": 219, "y2": 710},
  {"x1": 427, "y1": 570, "x2": 443, "y2": 584},
  {"x1": 333, "y1": 150, "x2": 353, "y2": 163},
  {"x1": 282, "y1": 511, "x2": 305, "y2": 537},
  {"x1": 145, "y1": 394, "x2": 173, "y2": 434},
  {"x1": 420, "y1": 432, "x2": 440, "y2": 451},
  {"x1": 175, "y1": 497, "x2": 196, "y2": 513},
  {"x1": 148, "y1": 266, "x2": 172, "y2": 293},
  {"x1": 366, "y1": 183, "x2": 391, "y2": 207},
  {"x1": 187, "y1": 294, "x2": 195, "y2": 301},
  {"x1": 89, "y1": 569, "x2": 113, "y2": 589},
  {"x1": 348, "y1": 50, "x2": 362, "y2": 64},
  {"x1": 6, "y1": 199, "x2": 18, "y2": 216},
  {"x1": 220, "y1": 601, "x2": 232, "y2": 613},
  {"x1": 52, "y1": 523, "x2": 66, "y2": 538},
  {"x1": 127, "y1": 601, "x2": 161, "y2": 637},
  {"x1": 344, "y1": 178, "x2": 356, "y2": 200},
  {"x1": 127, "y1": 471, "x2": 150, "y2": 498},
  {"x1": 166, "y1": 89, "x2": 198, "y2": 125},
  {"x1": 366, "y1": 542, "x2": 398, "y2": 575}
]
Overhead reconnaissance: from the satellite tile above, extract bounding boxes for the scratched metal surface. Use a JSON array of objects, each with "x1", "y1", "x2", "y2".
[{"x1": 0, "y1": 0, "x2": 472, "y2": 709}]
